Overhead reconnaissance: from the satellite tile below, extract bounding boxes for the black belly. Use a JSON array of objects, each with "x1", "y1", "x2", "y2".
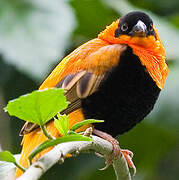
[{"x1": 81, "y1": 46, "x2": 160, "y2": 136}]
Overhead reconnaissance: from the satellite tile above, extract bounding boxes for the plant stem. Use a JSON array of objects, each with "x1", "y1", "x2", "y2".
[
  {"x1": 17, "y1": 135, "x2": 131, "y2": 180},
  {"x1": 14, "y1": 162, "x2": 26, "y2": 172},
  {"x1": 40, "y1": 125, "x2": 54, "y2": 140}
]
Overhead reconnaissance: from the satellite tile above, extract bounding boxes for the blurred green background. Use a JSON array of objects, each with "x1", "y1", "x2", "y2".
[{"x1": 0, "y1": 0, "x2": 179, "y2": 179}]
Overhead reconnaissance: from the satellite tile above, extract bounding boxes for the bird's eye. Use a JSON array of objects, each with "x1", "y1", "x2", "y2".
[
  {"x1": 149, "y1": 23, "x2": 153, "y2": 31},
  {"x1": 121, "y1": 23, "x2": 128, "y2": 32}
]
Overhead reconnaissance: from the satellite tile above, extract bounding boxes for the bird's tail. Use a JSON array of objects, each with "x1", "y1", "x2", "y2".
[{"x1": 15, "y1": 109, "x2": 90, "y2": 179}]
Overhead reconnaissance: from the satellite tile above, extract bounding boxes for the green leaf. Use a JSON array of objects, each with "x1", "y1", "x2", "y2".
[
  {"x1": 70, "y1": 119, "x2": 104, "y2": 132},
  {"x1": 0, "y1": 154, "x2": 25, "y2": 180},
  {"x1": 54, "y1": 114, "x2": 69, "y2": 136},
  {"x1": 29, "y1": 134, "x2": 92, "y2": 163},
  {"x1": 4, "y1": 88, "x2": 69, "y2": 126},
  {"x1": 67, "y1": 131, "x2": 79, "y2": 135},
  {"x1": 0, "y1": 151, "x2": 16, "y2": 163}
]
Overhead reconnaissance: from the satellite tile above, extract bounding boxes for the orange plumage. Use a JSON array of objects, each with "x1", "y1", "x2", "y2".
[{"x1": 15, "y1": 11, "x2": 168, "y2": 178}]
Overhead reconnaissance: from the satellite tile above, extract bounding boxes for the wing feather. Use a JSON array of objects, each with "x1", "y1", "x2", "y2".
[{"x1": 20, "y1": 42, "x2": 127, "y2": 135}]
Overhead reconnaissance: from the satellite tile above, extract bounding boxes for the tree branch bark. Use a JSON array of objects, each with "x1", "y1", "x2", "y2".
[{"x1": 17, "y1": 135, "x2": 131, "y2": 180}]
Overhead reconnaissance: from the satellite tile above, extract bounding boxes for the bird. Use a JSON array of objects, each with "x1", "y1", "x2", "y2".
[{"x1": 15, "y1": 11, "x2": 168, "y2": 178}]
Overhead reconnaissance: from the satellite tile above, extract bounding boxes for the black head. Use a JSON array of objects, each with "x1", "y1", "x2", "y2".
[{"x1": 115, "y1": 11, "x2": 156, "y2": 38}]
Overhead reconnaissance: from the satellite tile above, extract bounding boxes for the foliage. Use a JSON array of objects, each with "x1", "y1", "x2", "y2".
[
  {"x1": 5, "y1": 88, "x2": 68, "y2": 125},
  {"x1": 54, "y1": 114, "x2": 69, "y2": 136},
  {"x1": 0, "y1": 151, "x2": 16, "y2": 163},
  {"x1": 70, "y1": 119, "x2": 104, "y2": 132},
  {"x1": 0, "y1": 151, "x2": 25, "y2": 172},
  {"x1": 1, "y1": 88, "x2": 103, "y2": 177},
  {"x1": 0, "y1": 154, "x2": 20, "y2": 180},
  {"x1": 28, "y1": 135, "x2": 92, "y2": 164}
]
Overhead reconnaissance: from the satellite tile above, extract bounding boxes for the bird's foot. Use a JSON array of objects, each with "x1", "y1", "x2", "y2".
[
  {"x1": 93, "y1": 129, "x2": 136, "y2": 175},
  {"x1": 120, "y1": 149, "x2": 136, "y2": 175}
]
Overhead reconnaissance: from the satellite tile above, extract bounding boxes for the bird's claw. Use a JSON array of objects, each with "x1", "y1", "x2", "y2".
[
  {"x1": 99, "y1": 143, "x2": 120, "y2": 171},
  {"x1": 121, "y1": 149, "x2": 136, "y2": 176},
  {"x1": 99, "y1": 163, "x2": 110, "y2": 171},
  {"x1": 100, "y1": 147, "x2": 136, "y2": 176},
  {"x1": 93, "y1": 129, "x2": 136, "y2": 175}
]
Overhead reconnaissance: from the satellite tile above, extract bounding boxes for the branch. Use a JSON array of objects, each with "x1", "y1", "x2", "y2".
[{"x1": 17, "y1": 135, "x2": 131, "y2": 180}]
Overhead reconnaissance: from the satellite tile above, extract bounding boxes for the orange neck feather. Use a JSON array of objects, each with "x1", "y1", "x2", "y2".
[{"x1": 98, "y1": 20, "x2": 169, "y2": 89}]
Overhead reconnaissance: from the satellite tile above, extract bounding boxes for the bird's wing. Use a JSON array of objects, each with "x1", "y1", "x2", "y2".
[{"x1": 20, "y1": 38, "x2": 127, "y2": 135}]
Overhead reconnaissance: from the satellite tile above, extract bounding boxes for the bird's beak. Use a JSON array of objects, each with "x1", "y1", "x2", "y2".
[{"x1": 130, "y1": 20, "x2": 147, "y2": 37}]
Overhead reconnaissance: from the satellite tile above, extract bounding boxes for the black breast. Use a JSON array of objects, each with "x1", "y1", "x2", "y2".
[{"x1": 81, "y1": 46, "x2": 160, "y2": 137}]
